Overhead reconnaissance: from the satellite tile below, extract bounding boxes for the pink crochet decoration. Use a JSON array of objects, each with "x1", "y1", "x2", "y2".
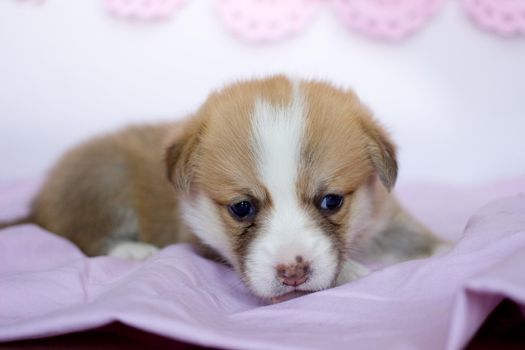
[
  {"x1": 214, "y1": 0, "x2": 323, "y2": 42},
  {"x1": 461, "y1": 0, "x2": 525, "y2": 36},
  {"x1": 332, "y1": 0, "x2": 444, "y2": 40},
  {"x1": 104, "y1": 0, "x2": 187, "y2": 20},
  {"x1": 14, "y1": 0, "x2": 525, "y2": 40}
]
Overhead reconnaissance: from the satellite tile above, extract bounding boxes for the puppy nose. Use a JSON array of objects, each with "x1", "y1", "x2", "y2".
[{"x1": 276, "y1": 255, "x2": 310, "y2": 287}]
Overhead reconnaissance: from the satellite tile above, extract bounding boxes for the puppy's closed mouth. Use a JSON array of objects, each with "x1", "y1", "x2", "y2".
[{"x1": 270, "y1": 290, "x2": 312, "y2": 304}]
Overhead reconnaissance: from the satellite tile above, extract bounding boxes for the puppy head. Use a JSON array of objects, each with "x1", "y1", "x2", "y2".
[{"x1": 166, "y1": 76, "x2": 397, "y2": 299}]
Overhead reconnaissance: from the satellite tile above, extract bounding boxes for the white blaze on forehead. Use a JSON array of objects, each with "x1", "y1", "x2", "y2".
[
  {"x1": 252, "y1": 87, "x2": 305, "y2": 219},
  {"x1": 247, "y1": 85, "x2": 338, "y2": 298}
]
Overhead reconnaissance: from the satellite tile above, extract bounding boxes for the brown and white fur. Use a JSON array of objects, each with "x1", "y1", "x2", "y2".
[{"x1": 6, "y1": 76, "x2": 448, "y2": 301}]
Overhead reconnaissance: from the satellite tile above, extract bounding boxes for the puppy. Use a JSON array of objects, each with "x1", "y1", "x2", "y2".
[{"x1": 3, "y1": 76, "x2": 447, "y2": 301}]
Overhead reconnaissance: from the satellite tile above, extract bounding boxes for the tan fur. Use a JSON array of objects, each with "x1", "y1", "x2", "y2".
[
  {"x1": 297, "y1": 80, "x2": 434, "y2": 264},
  {"x1": 170, "y1": 75, "x2": 293, "y2": 200},
  {"x1": 32, "y1": 123, "x2": 190, "y2": 255},
  {"x1": 166, "y1": 76, "x2": 295, "y2": 261}
]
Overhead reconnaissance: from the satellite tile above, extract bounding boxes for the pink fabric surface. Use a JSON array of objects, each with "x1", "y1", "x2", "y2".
[{"x1": 1, "y1": 178, "x2": 525, "y2": 349}]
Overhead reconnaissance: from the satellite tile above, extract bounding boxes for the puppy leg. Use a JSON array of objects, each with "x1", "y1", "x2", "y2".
[
  {"x1": 349, "y1": 177, "x2": 450, "y2": 267},
  {"x1": 363, "y1": 204, "x2": 450, "y2": 265},
  {"x1": 108, "y1": 241, "x2": 159, "y2": 261},
  {"x1": 335, "y1": 259, "x2": 370, "y2": 286}
]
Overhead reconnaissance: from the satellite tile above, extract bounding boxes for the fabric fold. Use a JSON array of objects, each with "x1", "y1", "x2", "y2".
[{"x1": 1, "y1": 179, "x2": 524, "y2": 349}]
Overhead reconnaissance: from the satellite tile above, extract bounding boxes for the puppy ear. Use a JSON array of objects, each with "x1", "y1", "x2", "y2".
[
  {"x1": 165, "y1": 116, "x2": 205, "y2": 193},
  {"x1": 359, "y1": 116, "x2": 398, "y2": 191}
]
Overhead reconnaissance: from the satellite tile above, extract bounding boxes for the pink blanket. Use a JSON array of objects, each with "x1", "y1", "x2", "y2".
[{"x1": 1, "y1": 178, "x2": 524, "y2": 349}]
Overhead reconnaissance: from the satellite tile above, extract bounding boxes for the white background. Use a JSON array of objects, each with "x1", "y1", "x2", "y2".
[{"x1": 1, "y1": 0, "x2": 524, "y2": 186}]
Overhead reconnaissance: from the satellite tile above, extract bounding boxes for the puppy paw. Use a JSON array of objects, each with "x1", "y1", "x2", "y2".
[
  {"x1": 335, "y1": 259, "x2": 370, "y2": 286},
  {"x1": 108, "y1": 241, "x2": 159, "y2": 261},
  {"x1": 431, "y1": 241, "x2": 453, "y2": 256}
]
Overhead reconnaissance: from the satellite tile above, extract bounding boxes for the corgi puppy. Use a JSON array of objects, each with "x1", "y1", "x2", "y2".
[{"x1": 6, "y1": 76, "x2": 447, "y2": 301}]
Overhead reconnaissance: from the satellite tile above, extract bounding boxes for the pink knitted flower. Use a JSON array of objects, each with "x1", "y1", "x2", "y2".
[
  {"x1": 214, "y1": 0, "x2": 323, "y2": 42},
  {"x1": 461, "y1": 0, "x2": 525, "y2": 36},
  {"x1": 16, "y1": 0, "x2": 525, "y2": 41},
  {"x1": 332, "y1": 0, "x2": 444, "y2": 40},
  {"x1": 104, "y1": 0, "x2": 187, "y2": 20}
]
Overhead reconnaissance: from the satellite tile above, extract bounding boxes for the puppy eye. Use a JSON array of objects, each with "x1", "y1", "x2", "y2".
[
  {"x1": 229, "y1": 200, "x2": 256, "y2": 221},
  {"x1": 318, "y1": 194, "x2": 344, "y2": 213}
]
